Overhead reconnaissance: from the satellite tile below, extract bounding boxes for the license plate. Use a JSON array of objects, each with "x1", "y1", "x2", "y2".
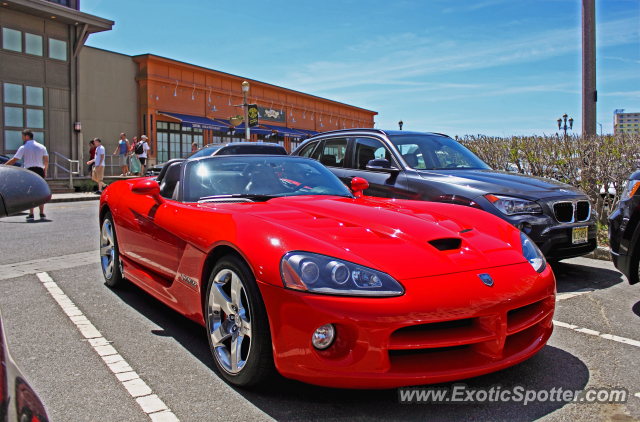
[{"x1": 572, "y1": 227, "x2": 588, "y2": 244}]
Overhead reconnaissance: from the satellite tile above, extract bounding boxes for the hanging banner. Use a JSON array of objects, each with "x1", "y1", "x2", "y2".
[
  {"x1": 248, "y1": 104, "x2": 259, "y2": 127},
  {"x1": 258, "y1": 106, "x2": 286, "y2": 123}
]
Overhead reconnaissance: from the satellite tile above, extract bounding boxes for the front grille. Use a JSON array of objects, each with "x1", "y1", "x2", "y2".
[
  {"x1": 576, "y1": 201, "x2": 590, "y2": 221},
  {"x1": 553, "y1": 202, "x2": 574, "y2": 223},
  {"x1": 386, "y1": 296, "x2": 555, "y2": 374}
]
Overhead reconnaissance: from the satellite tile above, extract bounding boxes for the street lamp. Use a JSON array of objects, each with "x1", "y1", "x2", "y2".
[
  {"x1": 398, "y1": 120, "x2": 403, "y2": 130},
  {"x1": 597, "y1": 122, "x2": 602, "y2": 136},
  {"x1": 557, "y1": 114, "x2": 573, "y2": 138},
  {"x1": 242, "y1": 81, "x2": 250, "y2": 141}
]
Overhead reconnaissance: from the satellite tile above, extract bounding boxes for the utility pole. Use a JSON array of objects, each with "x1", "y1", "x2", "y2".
[{"x1": 582, "y1": 0, "x2": 596, "y2": 136}]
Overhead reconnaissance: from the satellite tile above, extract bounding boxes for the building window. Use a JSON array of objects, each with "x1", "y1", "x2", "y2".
[
  {"x1": 181, "y1": 126, "x2": 192, "y2": 158},
  {"x1": 2, "y1": 28, "x2": 22, "y2": 52},
  {"x1": 25, "y1": 33, "x2": 43, "y2": 56},
  {"x1": 49, "y1": 38, "x2": 67, "y2": 61},
  {"x1": 3, "y1": 82, "x2": 45, "y2": 152},
  {"x1": 157, "y1": 121, "x2": 186, "y2": 161}
]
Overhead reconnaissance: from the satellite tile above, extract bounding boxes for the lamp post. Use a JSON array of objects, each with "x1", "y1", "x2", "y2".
[
  {"x1": 242, "y1": 81, "x2": 250, "y2": 141},
  {"x1": 557, "y1": 114, "x2": 573, "y2": 138},
  {"x1": 398, "y1": 120, "x2": 403, "y2": 130},
  {"x1": 597, "y1": 122, "x2": 602, "y2": 136}
]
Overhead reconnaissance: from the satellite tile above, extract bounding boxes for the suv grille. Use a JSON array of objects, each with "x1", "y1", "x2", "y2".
[
  {"x1": 553, "y1": 202, "x2": 574, "y2": 223},
  {"x1": 575, "y1": 201, "x2": 590, "y2": 221}
]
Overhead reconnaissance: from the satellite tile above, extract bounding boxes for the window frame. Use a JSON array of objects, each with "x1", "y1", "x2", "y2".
[
  {"x1": 348, "y1": 136, "x2": 401, "y2": 171},
  {"x1": 2, "y1": 82, "x2": 46, "y2": 153},
  {"x1": 317, "y1": 137, "x2": 349, "y2": 168}
]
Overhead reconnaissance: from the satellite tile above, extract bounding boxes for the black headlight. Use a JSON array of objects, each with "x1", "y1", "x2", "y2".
[{"x1": 281, "y1": 251, "x2": 404, "y2": 297}]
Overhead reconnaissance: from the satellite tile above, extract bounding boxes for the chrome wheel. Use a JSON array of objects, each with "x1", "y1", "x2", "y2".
[
  {"x1": 207, "y1": 269, "x2": 252, "y2": 374},
  {"x1": 100, "y1": 219, "x2": 115, "y2": 279}
]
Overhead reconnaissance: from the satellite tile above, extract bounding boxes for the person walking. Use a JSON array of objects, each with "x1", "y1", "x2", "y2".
[
  {"x1": 191, "y1": 142, "x2": 198, "y2": 153},
  {"x1": 3, "y1": 129, "x2": 49, "y2": 220},
  {"x1": 138, "y1": 135, "x2": 150, "y2": 175},
  {"x1": 87, "y1": 138, "x2": 106, "y2": 193},
  {"x1": 112, "y1": 133, "x2": 130, "y2": 176},
  {"x1": 88, "y1": 139, "x2": 96, "y2": 174},
  {"x1": 129, "y1": 137, "x2": 141, "y2": 176}
]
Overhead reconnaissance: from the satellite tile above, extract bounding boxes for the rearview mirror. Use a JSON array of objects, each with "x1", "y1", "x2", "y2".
[
  {"x1": 366, "y1": 159, "x2": 400, "y2": 174},
  {"x1": 132, "y1": 179, "x2": 164, "y2": 205},
  {"x1": 0, "y1": 166, "x2": 51, "y2": 218}
]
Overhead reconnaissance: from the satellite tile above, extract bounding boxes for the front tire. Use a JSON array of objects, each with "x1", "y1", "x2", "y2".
[
  {"x1": 100, "y1": 211, "x2": 125, "y2": 288},
  {"x1": 205, "y1": 255, "x2": 274, "y2": 387}
]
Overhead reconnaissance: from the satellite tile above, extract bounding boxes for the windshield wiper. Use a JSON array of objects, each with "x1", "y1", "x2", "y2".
[{"x1": 198, "y1": 194, "x2": 278, "y2": 203}]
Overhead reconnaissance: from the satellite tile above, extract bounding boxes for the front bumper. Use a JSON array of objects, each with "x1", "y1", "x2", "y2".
[
  {"x1": 474, "y1": 196, "x2": 597, "y2": 260},
  {"x1": 258, "y1": 262, "x2": 555, "y2": 389}
]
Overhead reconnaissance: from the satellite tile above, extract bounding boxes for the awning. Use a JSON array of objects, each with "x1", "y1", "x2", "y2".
[
  {"x1": 294, "y1": 129, "x2": 319, "y2": 137},
  {"x1": 258, "y1": 124, "x2": 308, "y2": 139},
  {"x1": 214, "y1": 119, "x2": 273, "y2": 136},
  {"x1": 157, "y1": 112, "x2": 230, "y2": 132}
]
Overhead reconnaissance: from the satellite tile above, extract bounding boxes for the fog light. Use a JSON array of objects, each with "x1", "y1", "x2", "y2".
[{"x1": 312, "y1": 323, "x2": 335, "y2": 350}]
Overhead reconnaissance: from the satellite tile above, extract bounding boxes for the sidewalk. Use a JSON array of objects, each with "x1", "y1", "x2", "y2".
[{"x1": 50, "y1": 192, "x2": 100, "y2": 203}]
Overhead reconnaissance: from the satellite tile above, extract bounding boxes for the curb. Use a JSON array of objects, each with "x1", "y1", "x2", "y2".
[
  {"x1": 49, "y1": 195, "x2": 100, "y2": 204},
  {"x1": 585, "y1": 246, "x2": 611, "y2": 262}
]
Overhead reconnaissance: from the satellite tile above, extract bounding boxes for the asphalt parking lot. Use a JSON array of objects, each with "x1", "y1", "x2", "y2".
[{"x1": 1, "y1": 201, "x2": 639, "y2": 421}]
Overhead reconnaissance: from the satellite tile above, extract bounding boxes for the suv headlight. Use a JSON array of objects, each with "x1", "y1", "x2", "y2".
[
  {"x1": 521, "y1": 232, "x2": 546, "y2": 273},
  {"x1": 620, "y1": 180, "x2": 640, "y2": 201},
  {"x1": 486, "y1": 194, "x2": 542, "y2": 215},
  {"x1": 281, "y1": 252, "x2": 404, "y2": 297}
]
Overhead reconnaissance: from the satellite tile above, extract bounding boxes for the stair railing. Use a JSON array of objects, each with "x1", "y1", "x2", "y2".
[{"x1": 52, "y1": 152, "x2": 80, "y2": 189}]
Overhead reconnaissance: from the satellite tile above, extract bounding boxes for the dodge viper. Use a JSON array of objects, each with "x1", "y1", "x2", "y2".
[{"x1": 98, "y1": 155, "x2": 556, "y2": 389}]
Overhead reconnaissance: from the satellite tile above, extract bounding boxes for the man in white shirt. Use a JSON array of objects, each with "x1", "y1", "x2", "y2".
[
  {"x1": 138, "y1": 135, "x2": 151, "y2": 175},
  {"x1": 87, "y1": 138, "x2": 106, "y2": 193},
  {"x1": 4, "y1": 129, "x2": 49, "y2": 220}
]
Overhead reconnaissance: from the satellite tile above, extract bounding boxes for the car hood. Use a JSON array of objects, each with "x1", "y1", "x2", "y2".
[
  {"x1": 417, "y1": 169, "x2": 584, "y2": 201},
  {"x1": 240, "y1": 196, "x2": 527, "y2": 280}
]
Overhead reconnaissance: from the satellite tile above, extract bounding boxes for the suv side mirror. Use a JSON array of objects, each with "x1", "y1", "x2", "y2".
[
  {"x1": 132, "y1": 179, "x2": 164, "y2": 205},
  {"x1": 0, "y1": 166, "x2": 51, "y2": 218},
  {"x1": 366, "y1": 159, "x2": 399, "y2": 174}
]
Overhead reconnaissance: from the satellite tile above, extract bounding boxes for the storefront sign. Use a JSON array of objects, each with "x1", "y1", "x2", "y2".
[
  {"x1": 248, "y1": 104, "x2": 259, "y2": 127},
  {"x1": 258, "y1": 106, "x2": 285, "y2": 123},
  {"x1": 183, "y1": 122, "x2": 228, "y2": 131}
]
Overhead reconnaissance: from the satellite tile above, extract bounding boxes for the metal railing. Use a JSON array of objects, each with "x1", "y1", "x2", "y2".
[{"x1": 52, "y1": 152, "x2": 80, "y2": 189}]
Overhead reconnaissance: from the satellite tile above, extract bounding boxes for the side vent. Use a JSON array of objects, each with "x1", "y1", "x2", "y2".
[{"x1": 428, "y1": 238, "x2": 462, "y2": 251}]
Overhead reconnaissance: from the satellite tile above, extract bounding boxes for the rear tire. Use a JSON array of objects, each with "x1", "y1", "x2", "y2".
[
  {"x1": 100, "y1": 211, "x2": 125, "y2": 288},
  {"x1": 205, "y1": 255, "x2": 274, "y2": 388}
]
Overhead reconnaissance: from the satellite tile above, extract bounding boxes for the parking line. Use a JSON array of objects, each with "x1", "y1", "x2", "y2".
[
  {"x1": 553, "y1": 320, "x2": 640, "y2": 348},
  {"x1": 36, "y1": 272, "x2": 180, "y2": 421}
]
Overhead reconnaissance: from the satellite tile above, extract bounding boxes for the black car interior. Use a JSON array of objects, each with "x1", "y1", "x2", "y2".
[{"x1": 158, "y1": 159, "x2": 185, "y2": 200}]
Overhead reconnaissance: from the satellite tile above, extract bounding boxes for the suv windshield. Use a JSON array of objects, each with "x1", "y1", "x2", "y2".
[
  {"x1": 389, "y1": 135, "x2": 490, "y2": 170},
  {"x1": 183, "y1": 156, "x2": 353, "y2": 202},
  {"x1": 187, "y1": 145, "x2": 224, "y2": 159}
]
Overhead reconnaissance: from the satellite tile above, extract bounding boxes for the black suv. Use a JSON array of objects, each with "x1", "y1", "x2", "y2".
[
  {"x1": 609, "y1": 170, "x2": 640, "y2": 285},
  {"x1": 292, "y1": 129, "x2": 597, "y2": 261},
  {"x1": 146, "y1": 142, "x2": 287, "y2": 176}
]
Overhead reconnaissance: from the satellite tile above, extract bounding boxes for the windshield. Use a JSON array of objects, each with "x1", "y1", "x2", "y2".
[
  {"x1": 187, "y1": 145, "x2": 224, "y2": 159},
  {"x1": 389, "y1": 135, "x2": 490, "y2": 170},
  {"x1": 183, "y1": 156, "x2": 354, "y2": 202}
]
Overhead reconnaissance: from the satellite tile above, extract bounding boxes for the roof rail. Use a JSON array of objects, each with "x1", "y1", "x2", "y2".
[
  {"x1": 427, "y1": 132, "x2": 453, "y2": 139},
  {"x1": 308, "y1": 128, "x2": 386, "y2": 137}
]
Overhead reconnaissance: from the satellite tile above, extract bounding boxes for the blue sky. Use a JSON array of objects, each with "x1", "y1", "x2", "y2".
[{"x1": 82, "y1": 0, "x2": 639, "y2": 137}]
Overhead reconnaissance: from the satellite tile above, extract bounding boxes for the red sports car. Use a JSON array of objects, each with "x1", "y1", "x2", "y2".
[{"x1": 98, "y1": 155, "x2": 556, "y2": 389}]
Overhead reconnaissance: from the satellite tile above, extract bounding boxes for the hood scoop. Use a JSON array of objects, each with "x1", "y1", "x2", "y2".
[{"x1": 428, "y1": 238, "x2": 462, "y2": 251}]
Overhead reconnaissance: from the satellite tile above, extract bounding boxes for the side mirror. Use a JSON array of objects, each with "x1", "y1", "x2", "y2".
[
  {"x1": 351, "y1": 177, "x2": 369, "y2": 198},
  {"x1": 0, "y1": 166, "x2": 51, "y2": 218},
  {"x1": 132, "y1": 179, "x2": 164, "y2": 205},
  {"x1": 366, "y1": 159, "x2": 400, "y2": 174}
]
